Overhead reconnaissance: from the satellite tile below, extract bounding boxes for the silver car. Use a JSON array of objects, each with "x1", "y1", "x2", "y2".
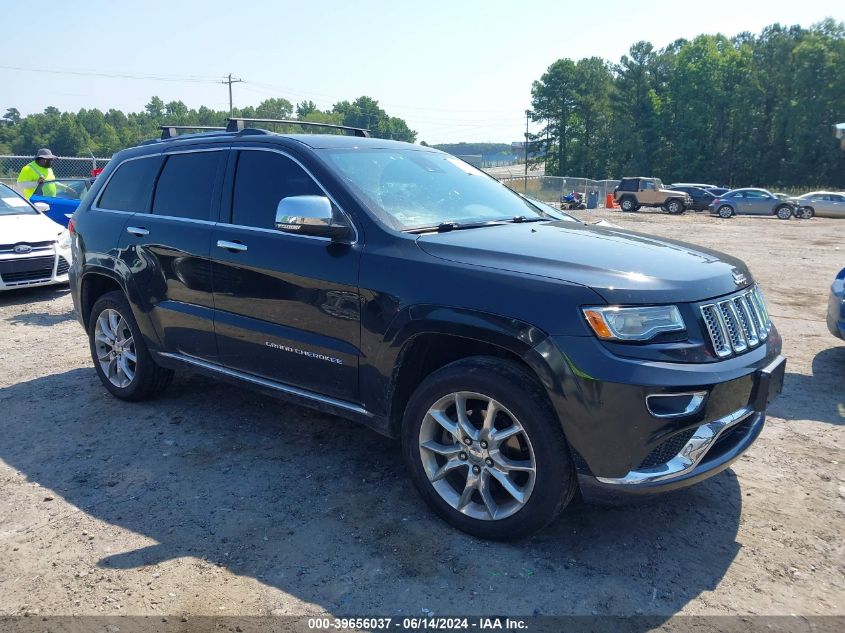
[
  {"x1": 790, "y1": 191, "x2": 845, "y2": 219},
  {"x1": 709, "y1": 188, "x2": 796, "y2": 220}
]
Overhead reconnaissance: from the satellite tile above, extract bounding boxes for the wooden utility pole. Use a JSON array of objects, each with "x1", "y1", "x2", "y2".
[
  {"x1": 221, "y1": 74, "x2": 244, "y2": 116},
  {"x1": 524, "y1": 110, "x2": 530, "y2": 193}
]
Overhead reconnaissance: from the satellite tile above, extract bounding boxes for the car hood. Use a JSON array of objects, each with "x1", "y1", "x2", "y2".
[
  {"x1": 0, "y1": 212, "x2": 64, "y2": 244},
  {"x1": 416, "y1": 221, "x2": 753, "y2": 304},
  {"x1": 661, "y1": 188, "x2": 690, "y2": 198}
]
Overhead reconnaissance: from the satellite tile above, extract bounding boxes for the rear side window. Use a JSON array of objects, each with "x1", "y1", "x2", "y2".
[
  {"x1": 231, "y1": 150, "x2": 323, "y2": 229},
  {"x1": 97, "y1": 156, "x2": 161, "y2": 212},
  {"x1": 152, "y1": 151, "x2": 223, "y2": 220}
]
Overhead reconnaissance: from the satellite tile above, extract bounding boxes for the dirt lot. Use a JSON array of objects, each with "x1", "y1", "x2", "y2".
[{"x1": 0, "y1": 209, "x2": 843, "y2": 625}]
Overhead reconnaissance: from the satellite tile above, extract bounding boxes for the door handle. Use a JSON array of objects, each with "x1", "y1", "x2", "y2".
[
  {"x1": 126, "y1": 226, "x2": 149, "y2": 237},
  {"x1": 216, "y1": 240, "x2": 248, "y2": 252}
]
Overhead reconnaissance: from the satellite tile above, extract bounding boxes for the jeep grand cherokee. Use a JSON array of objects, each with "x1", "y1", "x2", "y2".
[{"x1": 68, "y1": 120, "x2": 786, "y2": 540}]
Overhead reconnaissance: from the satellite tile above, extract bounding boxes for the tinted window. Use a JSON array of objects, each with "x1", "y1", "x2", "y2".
[
  {"x1": 830, "y1": 194, "x2": 844, "y2": 202},
  {"x1": 745, "y1": 190, "x2": 767, "y2": 199},
  {"x1": 231, "y1": 150, "x2": 323, "y2": 229},
  {"x1": 152, "y1": 151, "x2": 222, "y2": 220},
  {"x1": 98, "y1": 156, "x2": 161, "y2": 212}
]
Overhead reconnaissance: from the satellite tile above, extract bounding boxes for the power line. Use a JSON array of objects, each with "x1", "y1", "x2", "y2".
[{"x1": 0, "y1": 64, "x2": 218, "y2": 83}]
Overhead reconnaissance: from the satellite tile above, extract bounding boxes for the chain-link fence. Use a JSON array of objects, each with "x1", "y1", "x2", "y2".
[
  {"x1": 497, "y1": 175, "x2": 620, "y2": 207},
  {"x1": 0, "y1": 155, "x2": 111, "y2": 191}
]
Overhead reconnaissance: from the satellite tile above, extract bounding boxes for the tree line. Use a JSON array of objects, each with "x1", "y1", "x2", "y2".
[
  {"x1": 0, "y1": 95, "x2": 416, "y2": 158},
  {"x1": 530, "y1": 19, "x2": 845, "y2": 188}
]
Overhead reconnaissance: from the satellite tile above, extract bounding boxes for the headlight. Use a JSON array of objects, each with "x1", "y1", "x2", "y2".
[
  {"x1": 57, "y1": 230, "x2": 71, "y2": 249},
  {"x1": 582, "y1": 305, "x2": 685, "y2": 341}
]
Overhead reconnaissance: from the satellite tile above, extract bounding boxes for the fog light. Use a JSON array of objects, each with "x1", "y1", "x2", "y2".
[{"x1": 646, "y1": 391, "x2": 707, "y2": 418}]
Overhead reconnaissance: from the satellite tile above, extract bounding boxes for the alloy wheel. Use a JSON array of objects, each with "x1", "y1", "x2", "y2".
[
  {"x1": 93, "y1": 308, "x2": 137, "y2": 388},
  {"x1": 418, "y1": 391, "x2": 536, "y2": 521},
  {"x1": 718, "y1": 205, "x2": 733, "y2": 218}
]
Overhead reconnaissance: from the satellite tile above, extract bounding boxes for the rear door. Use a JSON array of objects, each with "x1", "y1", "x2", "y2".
[
  {"x1": 827, "y1": 194, "x2": 845, "y2": 217},
  {"x1": 118, "y1": 145, "x2": 227, "y2": 361},
  {"x1": 210, "y1": 146, "x2": 361, "y2": 401}
]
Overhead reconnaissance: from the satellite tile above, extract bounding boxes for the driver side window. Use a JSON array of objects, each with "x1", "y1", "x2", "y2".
[{"x1": 231, "y1": 150, "x2": 325, "y2": 230}]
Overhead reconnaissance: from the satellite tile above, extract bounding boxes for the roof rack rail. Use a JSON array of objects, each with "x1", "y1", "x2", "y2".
[
  {"x1": 226, "y1": 117, "x2": 370, "y2": 138},
  {"x1": 159, "y1": 125, "x2": 226, "y2": 140}
]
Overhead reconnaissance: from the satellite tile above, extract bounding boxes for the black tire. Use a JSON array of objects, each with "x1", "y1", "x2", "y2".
[
  {"x1": 401, "y1": 356, "x2": 577, "y2": 540},
  {"x1": 88, "y1": 290, "x2": 173, "y2": 401},
  {"x1": 717, "y1": 205, "x2": 734, "y2": 218},
  {"x1": 775, "y1": 205, "x2": 792, "y2": 220},
  {"x1": 797, "y1": 206, "x2": 814, "y2": 219},
  {"x1": 665, "y1": 198, "x2": 685, "y2": 214},
  {"x1": 619, "y1": 197, "x2": 637, "y2": 212}
]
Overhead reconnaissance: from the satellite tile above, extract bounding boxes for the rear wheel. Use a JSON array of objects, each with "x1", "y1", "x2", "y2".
[
  {"x1": 88, "y1": 291, "x2": 173, "y2": 401},
  {"x1": 402, "y1": 357, "x2": 577, "y2": 540},
  {"x1": 619, "y1": 197, "x2": 637, "y2": 212},
  {"x1": 717, "y1": 205, "x2": 734, "y2": 218},
  {"x1": 775, "y1": 205, "x2": 792, "y2": 220}
]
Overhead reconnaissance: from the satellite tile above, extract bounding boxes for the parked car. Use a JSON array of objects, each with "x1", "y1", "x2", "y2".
[
  {"x1": 790, "y1": 191, "x2": 845, "y2": 219},
  {"x1": 29, "y1": 178, "x2": 92, "y2": 227},
  {"x1": 613, "y1": 177, "x2": 690, "y2": 214},
  {"x1": 709, "y1": 188, "x2": 796, "y2": 219},
  {"x1": 828, "y1": 267, "x2": 845, "y2": 340},
  {"x1": 68, "y1": 121, "x2": 785, "y2": 540},
  {"x1": 668, "y1": 185, "x2": 716, "y2": 211},
  {"x1": 0, "y1": 183, "x2": 72, "y2": 291},
  {"x1": 669, "y1": 182, "x2": 718, "y2": 189}
]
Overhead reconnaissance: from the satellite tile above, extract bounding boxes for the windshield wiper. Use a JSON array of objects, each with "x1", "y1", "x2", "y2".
[
  {"x1": 404, "y1": 220, "x2": 508, "y2": 234},
  {"x1": 508, "y1": 216, "x2": 546, "y2": 223}
]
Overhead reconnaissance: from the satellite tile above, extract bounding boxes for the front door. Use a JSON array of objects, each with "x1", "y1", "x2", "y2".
[{"x1": 210, "y1": 147, "x2": 361, "y2": 402}]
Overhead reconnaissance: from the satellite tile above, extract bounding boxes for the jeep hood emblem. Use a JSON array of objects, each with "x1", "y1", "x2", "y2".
[{"x1": 732, "y1": 270, "x2": 747, "y2": 286}]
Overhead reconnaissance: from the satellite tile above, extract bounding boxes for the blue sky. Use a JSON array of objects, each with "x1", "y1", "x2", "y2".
[{"x1": 1, "y1": 0, "x2": 840, "y2": 144}]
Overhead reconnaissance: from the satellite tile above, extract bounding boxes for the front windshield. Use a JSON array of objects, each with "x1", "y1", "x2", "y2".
[
  {"x1": 0, "y1": 186, "x2": 37, "y2": 216},
  {"x1": 38, "y1": 179, "x2": 90, "y2": 199},
  {"x1": 522, "y1": 196, "x2": 577, "y2": 222},
  {"x1": 318, "y1": 149, "x2": 544, "y2": 230}
]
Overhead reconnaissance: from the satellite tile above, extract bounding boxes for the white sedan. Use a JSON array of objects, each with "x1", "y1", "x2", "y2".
[{"x1": 0, "y1": 183, "x2": 73, "y2": 291}]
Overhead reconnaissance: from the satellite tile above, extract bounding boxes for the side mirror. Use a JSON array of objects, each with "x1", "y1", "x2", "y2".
[
  {"x1": 33, "y1": 202, "x2": 50, "y2": 213},
  {"x1": 275, "y1": 195, "x2": 351, "y2": 242}
]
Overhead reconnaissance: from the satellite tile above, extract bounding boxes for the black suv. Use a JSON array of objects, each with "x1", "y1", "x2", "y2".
[{"x1": 68, "y1": 120, "x2": 786, "y2": 540}]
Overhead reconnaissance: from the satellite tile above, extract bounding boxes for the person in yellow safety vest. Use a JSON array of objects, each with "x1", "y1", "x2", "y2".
[{"x1": 17, "y1": 148, "x2": 60, "y2": 199}]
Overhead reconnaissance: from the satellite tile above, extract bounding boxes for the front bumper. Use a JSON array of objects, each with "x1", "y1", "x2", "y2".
[
  {"x1": 0, "y1": 244, "x2": 72, "y2": 291},
  {"x1": 525, "y1": 328, "x2": 784, "y2": 501}
]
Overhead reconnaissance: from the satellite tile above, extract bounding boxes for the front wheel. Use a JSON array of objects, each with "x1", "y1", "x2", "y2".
[
  {"x1": 402, "y1": 357, "x2": 577, "y2": 540},
  {"x1": 665, "y1": 199, "x2": 685, "y2": 214},
  {"x1": 775, "y1": 205, "x2": 793, "y2": 220},
  {"x1": 796, "y1": 206, "x2": 814, "y2": 219},
  {"x1": 88, "y1": 291, "x2": 173, "y2": 401},
  {"x1": 717, "y1": 205, "x2": 734, "y2": 218}
]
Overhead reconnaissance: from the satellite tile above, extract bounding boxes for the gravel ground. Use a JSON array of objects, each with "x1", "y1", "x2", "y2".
[{"x1": 0, "y1": 208, "x2": 843, "y2": 624}]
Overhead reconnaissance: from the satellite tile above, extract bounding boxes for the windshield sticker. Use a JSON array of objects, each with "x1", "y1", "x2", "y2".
[{"x1": 1, "y1": 197, "x2": 29, "y2": 208}]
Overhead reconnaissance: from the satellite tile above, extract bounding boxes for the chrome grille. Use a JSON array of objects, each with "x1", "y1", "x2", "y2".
[
  {"x1": 701, "y1": 286, "x2": 771, "y2": 358},
  {"x1": 0, "y1": 240, "x2": 55, "y2": 254}
]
